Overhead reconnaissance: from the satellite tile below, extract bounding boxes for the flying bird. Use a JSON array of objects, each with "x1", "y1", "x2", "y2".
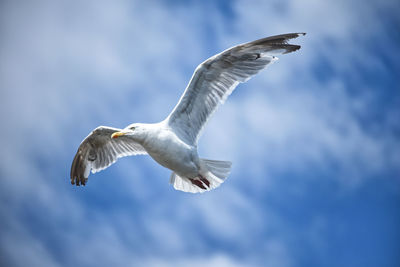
[{"x1": 70, "y1": 33, "x2": 305, "y2": 193}]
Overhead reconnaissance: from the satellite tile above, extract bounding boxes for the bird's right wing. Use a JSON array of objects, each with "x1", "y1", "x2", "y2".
[
  {"x1": 167, "y1": 33, "x2": 305, "y2": 145},
  {"x1": 70, "y1": 126, "x2": 147, "y2": 186}
]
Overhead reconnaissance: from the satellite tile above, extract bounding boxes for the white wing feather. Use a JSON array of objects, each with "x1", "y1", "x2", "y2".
[
  {"x1": 70, "y1": 126, "x2": 147, "y2": 186},
  {"x1": 167, "y1": 33, "x2": 305, "y2": 144}
]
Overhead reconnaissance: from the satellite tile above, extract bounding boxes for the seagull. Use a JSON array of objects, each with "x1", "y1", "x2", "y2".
[{"x1": 70, "y1": 33, "x2": 305, "y2": 193}]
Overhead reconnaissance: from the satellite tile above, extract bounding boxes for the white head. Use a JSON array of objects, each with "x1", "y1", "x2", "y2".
[{"x1": 110, "y1": 123, "x2": 149, "y2": 142}]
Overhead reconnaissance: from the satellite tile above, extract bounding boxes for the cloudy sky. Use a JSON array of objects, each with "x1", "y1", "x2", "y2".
[{"x1": 0, "y1": 0, "x2": 399, "y2": 266}]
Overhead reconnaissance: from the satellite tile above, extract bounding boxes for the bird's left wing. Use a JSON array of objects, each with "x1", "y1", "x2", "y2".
[
  {"x1": 167, "y1": 33, "x2": 305, "y2": 145},
  {"x1": 70, "y1": 126, "x2": 147, "y2": 186}
]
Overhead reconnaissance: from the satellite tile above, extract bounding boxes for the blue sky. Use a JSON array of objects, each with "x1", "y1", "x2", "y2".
[{"x1": 0, "y1": 0, "x2": 399, "y2": 266}]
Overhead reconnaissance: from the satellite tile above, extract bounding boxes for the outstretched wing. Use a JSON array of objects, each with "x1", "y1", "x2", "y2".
[
  {"x1": 167, "y1": 33, "x2": 305, "y2": 144},
  {"x1": 70, "y1": 126, "x2": 147, "y2": 186}
]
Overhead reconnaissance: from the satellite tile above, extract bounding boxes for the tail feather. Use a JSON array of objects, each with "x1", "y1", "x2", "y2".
[
  {"x1": 202, "y1": 159, "x2": 232, "y2": 179},
  {"x1": 169, "y1": 159, "x2": 232, "y2": 193},
  {"x1": 169, "y1": 172, "x2": 204, "y2": 193}
]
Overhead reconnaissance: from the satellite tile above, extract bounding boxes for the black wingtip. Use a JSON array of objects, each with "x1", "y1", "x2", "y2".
[
  {"x1": 282, "y1": 44, "x2": 301, "y2": 54},
  {"x1": 247, "y1": 32, "x2": 306, "y2": 48},
  {"x1": 70, "y1": 150, "x2": 89, "y2": 187},
  {"x1": 273, "y1": 32, "x2": 306, "y2": 41},
  {"x1": 288, "y1": 32, "x2": 306, "y2": 38}
]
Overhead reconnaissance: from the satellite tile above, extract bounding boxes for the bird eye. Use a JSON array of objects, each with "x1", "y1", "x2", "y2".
[{"x1": 130, "y1": 126, "x2": 136, "y2": 130}]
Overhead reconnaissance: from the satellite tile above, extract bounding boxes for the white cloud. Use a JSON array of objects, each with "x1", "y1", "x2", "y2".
[
  {"x1": 142, "y1": 254, "x2": 246, "y2": 267},
  {"x1": 0, "y1": 208, "x2": 62, "y2": 267},
  {"x1": 0, "y1": 0, "x2": 399, "y2": 266}
]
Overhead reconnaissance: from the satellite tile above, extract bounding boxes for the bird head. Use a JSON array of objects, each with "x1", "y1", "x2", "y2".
[{"x1": 111, "y1": 123, "x2": 146, "y2": 140}]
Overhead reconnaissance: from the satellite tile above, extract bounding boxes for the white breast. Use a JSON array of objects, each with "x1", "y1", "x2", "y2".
[{"x1": 142, "y1": 127, "x2": 199, "y2": 177}]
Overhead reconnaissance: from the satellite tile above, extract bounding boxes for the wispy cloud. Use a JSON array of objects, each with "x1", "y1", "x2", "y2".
[{"x1": 0, "y1": 0, "x2": 399, "y2": 266}]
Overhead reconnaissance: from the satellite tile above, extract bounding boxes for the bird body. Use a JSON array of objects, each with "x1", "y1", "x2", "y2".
[
  {"x1": 70, "y1": 33, "x2": 305, "y2": 193},
  {"x1": 136, "y1": 122, "x2": 200, "y2": 179}
]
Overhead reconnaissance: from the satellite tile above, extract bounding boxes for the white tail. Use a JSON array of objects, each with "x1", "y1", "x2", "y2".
[{"x1": 169, "y1": 159, "x2": 232, "y2": 193}]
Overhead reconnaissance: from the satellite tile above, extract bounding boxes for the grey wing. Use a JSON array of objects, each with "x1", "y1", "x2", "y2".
[
  {"x1": 167, "y1": 33, "x2": 305, "y2": 144},
  {"x1": 70, "y1": 126, "x2": 147, "y2": 186}
]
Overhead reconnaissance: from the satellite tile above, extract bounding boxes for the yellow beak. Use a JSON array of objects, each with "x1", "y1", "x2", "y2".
[{"x1": 111, "y1": 131, "x2": 127, "y2": 139}]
